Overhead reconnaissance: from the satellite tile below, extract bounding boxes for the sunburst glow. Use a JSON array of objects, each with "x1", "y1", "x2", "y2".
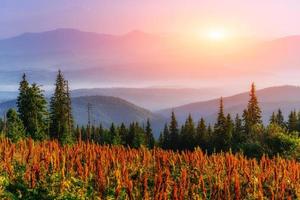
[{"x1": 207, "y1": 29, "x2": 227, "y2": 41}]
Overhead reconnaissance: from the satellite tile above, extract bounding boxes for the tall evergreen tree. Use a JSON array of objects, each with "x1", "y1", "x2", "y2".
[
  {"x1": 162, "y1": 124, "x2": 170, "y2": 149},
  {"x1": 131, "y1": 122, "x2": 145, "y2": 148},
  {"x1": 275, "y1": 109, "x2": 286, "y2": 128},
  {"x1": 49, "y1": 70, "x2": 74, "y2": 144},
  {"x1": 169, "y1": 111, "x2": 179, "y2": 150},
  {"x1": 213, "y1": 97, "x2": 228, "y2": 151},
  {"x1": 16, "y1": 74, "x2": 48, "y2": 140},
  {"x1": 181, "y1": 114, "x2": 196, "y2": 150},
  {"x1": 196, "y1": 118, "x2": 207, "y2": 150},
  {"x1": 270, "y1": 112, "x2": 277, "y2": 124},
  {"x1": 224, "y1": 113, "x2": 234, "y2": 149},
  {"x1": 17, "y1": 74, "x2": 30, "y2": 128},
  {"x1": 109, "y1": 123, "x2": 116, "y2": 144},
  {"x1": 288, "y1": 110, "x2": 298, "y2": 132},
  {"x1": 26, "y1": 84, "x2": 48, "y2": 140},
  {"x1": 145, "y1": 119, "x2": 155, "y2": 149},
  {"x1": 243, "y1": 83, "x2": 262, "y2": 134},
  {"x1": 232, "y1": 114, "x2": 244, "y2": 151},
  {"x1": 118, "y1": 123, "x2": 127, "y2": 145}
]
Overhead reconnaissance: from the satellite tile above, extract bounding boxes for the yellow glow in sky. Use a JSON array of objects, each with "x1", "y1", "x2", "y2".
[{"x1": 208, "y1": 30, "x2": 226, "y2": 41}]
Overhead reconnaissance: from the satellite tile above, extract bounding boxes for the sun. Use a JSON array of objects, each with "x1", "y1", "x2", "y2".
[{"x1": 207, "y1": 29, "x2": 226, "y2": 41}]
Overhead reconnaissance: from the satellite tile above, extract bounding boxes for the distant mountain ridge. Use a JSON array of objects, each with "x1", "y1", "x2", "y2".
[
  {"x1": 1, "y1": 28, "x2": 300, "y2": 90},
  {"x1": 157, "y1": 85, "x2": 300, "y2": 124},
  {"x1": 1, "y1": 85, "x2": 300, "y2": 136},
  {"x1": 71, "y1": 87, "x2": 219, "y2": 110},
  {"x1": 0, "y1": 95, "x2": 165, "y2": 137}
]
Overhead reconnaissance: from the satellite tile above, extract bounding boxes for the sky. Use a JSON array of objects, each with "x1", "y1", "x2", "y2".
[
  {"x1": 1, "y1": 0, "x2": 300, "y2": 97},
  {"x1": 1, "y1": 0, "x2": 300, "y2": 39}
]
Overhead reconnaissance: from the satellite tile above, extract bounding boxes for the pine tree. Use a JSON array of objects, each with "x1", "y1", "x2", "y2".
[
  {"x1": 181, "y1": 114, "x2": 196, "y2": 150},
  {"x1": 206, "y1": 124, "x2": 213, "y2": 153},
  {"x1": 6, "y1": 109, "x2": 26, "y2": 142},
  {"x1": 118, "y1": 123, "x2": 127, "y2": 145},
  {"x1": 131, "y1": 122, "x2": 145, "y2": 148},
  {"x1": 288, "y1": 110, "x2": 298, "y2": 132},
  {"x1": 109, "y1": 123, "x2": 116, "y2": 144},
  {"x1": 213, "y1": 97, "x2": 228, "y2": 151},
  {"x1": 244, "y1": 83, "x2": 262, "y2": 134},
  {"x1": 49, "y1": 70, "x2": 74, "y2": 144},
  {"x1": 162, "y1": 124, "x2": 170, "y2": 149},
  {"x1": 196, "y1": 118, "x2": 207, "y2": 150},
  {"x1": 232, "y1": 114, "x2": 244, "y2": 151},
  {"x1": 270, "y1": 112, "x2": 277, "y2": 124},
  {"x1": 145, "y1": 119, "x2": 155, "y2": 149},
  {"x1": 16, "y1": 74, "x2": 48, "y2": 140},
  {"x1": 169, "y1": 111, "x2": 179, "y2": 150},
  {"x1": 27, "y1": 83, "x2": 48, "y2": 140},
  {"x1": 275, "y1": 109, "x2": 286, "y2": 128},
  {"x1": 17, "y1": 74, "x2": 29, "y2": 129},
  {"x1": 158, "y1": 132, "x2": 164, "y2": 147},
  {"x1": 224, "y1": 113, "x2": 234, "y2": 149}
]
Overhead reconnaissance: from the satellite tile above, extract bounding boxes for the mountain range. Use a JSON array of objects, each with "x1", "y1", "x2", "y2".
[
  {"x1": 1, "y1": 28, "x2": 300, "y2": 91},
  {"x1": 0, "y1": 85, "x2": 300, "y2": 138},
  {"x1": 158, "y1": 85, "x2": 300, "y2": 124},
  {"x1": 0, "y1": 96, "x2": 164, "y2": 137}
]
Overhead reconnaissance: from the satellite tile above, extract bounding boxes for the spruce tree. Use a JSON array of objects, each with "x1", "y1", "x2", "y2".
[
  {"x1": 131, "y1": 122, "x2": 145, "y2": 148},
  {"x1": 16, "y1": 74, "x2": 48, "y2": 140},
  {"x1": 270, "y1": 112, "x2": 277, "y2": 124},
  {"x1": 224, "y1": 113, "x2": 234, "y2": 149},
  {"x1": 118, "y1": 123, "x2": 127, "y2": 145},
  {"x1": 27, "y1": 83, "x2": 48, "y2": 140},
  {"x1": 275, "y1": 109, "x2": 286, "y2": 128},
  {"x1": 232, "y1": 114, "x2": 244, "y2": 151},
  {"x1": 169, "y1": 111, "x2": 179, "y2": 150},
  {"x1": 17, "y1": 73, "x2": 29, "y2": 129},
  {"x1": 162, "y1": 124, "x2": 170, "y2": 149},
  {"x1": 145, "y1": 119, "x2": 155, "y2": 149},
  {"x1": 98, "y1": 124, "x2": 104, "y2": 144},
  {"x1": 181, "y1": 114, "x2": 196, "y2": 150},
  {"x1": 109, "y1": 123, "x2": 116, "y2": 144},
  {"x1": 49, "y1": 70, "x2": 74, "y2": 144},
  {"x1": 196, "y1": 118, "x2": 207, "y2": 150},
  {"x1": 213, "y1": 97, "x2": 228, "y2": 151},
  {"x1": 288, "y1": 111, "x2": 298, "y2": 132},
  {"x1": 243, "y1": 83, "x2": 262, "y2": 134}
]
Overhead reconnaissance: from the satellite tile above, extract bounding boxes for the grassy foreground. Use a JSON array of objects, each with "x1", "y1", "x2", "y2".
[{"x1": 0, "y1": 138, "x2": 299, "y2": 199}]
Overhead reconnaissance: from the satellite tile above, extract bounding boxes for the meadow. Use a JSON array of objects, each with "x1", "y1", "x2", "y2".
[{"x1": 0, "y1": 138, "x2": 299, "y2": 199}]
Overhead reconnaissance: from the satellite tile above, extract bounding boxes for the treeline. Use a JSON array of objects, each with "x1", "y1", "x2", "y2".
[
  {"x1": 74, "y1": 121, "x2": 155, "y2": 149},
  {"x1": 159, "y1": 84, "x2": 300, "y2": 159},
  {"x1": 1, "y1": 71, "x2": 74, "y2": 144},
  {"x1": 1, "y1": 73, "x2": 300, "y2": 159},
  {"x1": 0, "y1": 71, "x2": 156, "y2": 148}
]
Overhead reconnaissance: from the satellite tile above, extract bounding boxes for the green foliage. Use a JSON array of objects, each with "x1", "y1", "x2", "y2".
[
  {"x1": 145, "y1": 119, "x2": 155, "y2": 149},
  {"x1": 49, "y1": 70, "x2": 73, "y2": 144},
  {"x1": 17, "y1": 74, "x2": 48, "y2": 140},
  {"x1": 263, "y1": 124, "x2": 300, "y2": 158},
  {"x1": 169, "y1": 112, "x2": 179, "y2": 150},
  {"x1": 180, "y1": 114, "x2": 196, "y2": 150},
  {"x1": 243, "y1": 83, "x2": 262, "y2": 135},
  {"x1": 6, "y1": 109, "x2": 26, "y2": 143}
]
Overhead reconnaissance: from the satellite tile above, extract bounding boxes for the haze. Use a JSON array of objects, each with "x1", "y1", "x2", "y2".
[{"x1": 1, "y1": 0, "x2": 300, "y2": 98}]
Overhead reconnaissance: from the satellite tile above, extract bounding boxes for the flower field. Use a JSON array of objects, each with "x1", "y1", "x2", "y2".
[{"x1": 0, "y1": 138, "x2": 299, "y2": 199}]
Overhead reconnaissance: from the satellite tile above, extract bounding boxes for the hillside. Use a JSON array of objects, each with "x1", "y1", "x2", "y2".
[
  {"x1": 0, "y1": 96, "x2": 165, "y2": 136},
  {"x1": 71, "y1": 87, "x2": 219, "y2": 111},
  {"x1": 157, "y1": 85, "x2": 300, "y2": 124}
]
